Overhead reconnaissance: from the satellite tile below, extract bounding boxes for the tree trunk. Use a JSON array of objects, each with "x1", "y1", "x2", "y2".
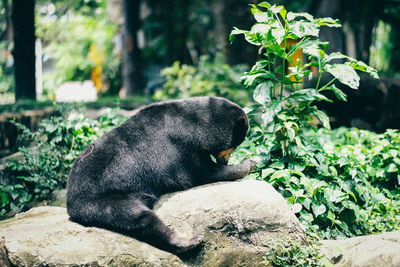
[
  {"x1": 12, "y1": 0, "x2": 36, "y2": 101},
  {"x1": 122, "y1": 0, "x2": 143, "y2": 96}
]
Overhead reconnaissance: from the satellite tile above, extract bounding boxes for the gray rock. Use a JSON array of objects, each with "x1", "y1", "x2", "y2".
[
  {"x1": 0, "y1": 180, "x2": 305, "y2": 266},
  {"x1": 321, "y1": 231, "x2": 400, "y2": 267}
]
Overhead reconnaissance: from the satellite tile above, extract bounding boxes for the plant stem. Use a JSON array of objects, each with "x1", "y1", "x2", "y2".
[
  {"x1": 287, "y1": 37, "x2": 305, "y2": 57},
  {"x1": 315, "y1": 71, "x2": 322, "y2": 90},
  {"x1": 281, "y1": 37, "x2": 286, "y2": 100},
  {"x1": 318, "y1": 78, "x2": 337, "y2": 91}
]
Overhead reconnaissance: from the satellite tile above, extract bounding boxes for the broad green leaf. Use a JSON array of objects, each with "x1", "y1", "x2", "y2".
[
  {"x1": 250, "y1": 59, "x2": 270, "y2": 71},
  {"x1": 244, "y1": 33, "x2": 263, "y2": 45},
  {"x1": 241, "y1": 71, "x2": 276, "y2": 87},
  {"x1": 271, "y1": 28, "x2": 285, "y2": 44},
  {"x1": 253, "y1": 81, "x2": 273, "y2": 105},
  {"x1": 290, "y1": 21, "x2": 319, "y2": 38},
  {"x1": 313, "y1": 109, "x2": 331, "y2": 129},
  {"x1": 286, "y1": 12, "x2": 314, "y2": 21},
  {"x1": 337, "y1": 221, "x2": 350, "y2": 233},
  {"x1": 327, "y1": 64, "x2": 360, "y2": 89},
  {"x1": 261, "y1": 100, "x2": 282, "y2": 126},
  {"x1": 258, "y1": 2, "x2": 272, "y2": 9},
  {"x1": 327, "y1": 209, "x2": 335, "y2": 221},
  {"x1": 326, "y1": 51, "x2": 348, "y2": 62},
  {"x1": 0, "y1": 193, "x2": 9, "y2": 207},
  {"x1": 316, "y1": 17, "x2": 341, "y2": 27},
  {"x1": 279, "y1": 8, "x2": 287, "y2": 21},
  {"x1": 301, "y1": 39, "x2": 323, "y2": 59},
  {"x1": 289, "y1": 88, "x2": 329, "y2": 102},
  {"x1": 250, "y1": 24, "x2": 270, "y2": 36},
  {"x1": 270, "y1": 5, "x2": 283, "y2": 14},
  {"x1": 301, "y1": 198, "x2": 311, "y2": 210},
  {"x1": 329, "y1": 166, "x2": 338, "y2": 176},
  {"x1": 269, "y1": 161, "x2": 285, "y2": 170},
  {"x1": 262, "y1": 168, "x2": 275, "y2": 178},
  {"x1": 229, "y1": 27, "x2": 248, "y2": 42},
  {"x1": 290, "y1": 203, "x2": 302, "y2": 213},
  {"x1": 10, "y1": 191, "x2": 20, "y2": 200},
  {"x1": 312, "y1": 203, "x2": 326, "y2": 217},
  {"x1": 387, "y1": 163, "x2": 398, "y2": 173},
  {"x1": 329, "y1": 84, "x2": 347, "y2": 101},
  {"x1": 348, "y1": 60, "x2": 379, "y2": 79},
  {"x1": 254, "y1": 12, "x2": 271, "y2": 22},
  {"x1": 286, "y1": 125, "x2": 296, "y2": 141},
  {"x1": 270, "y1": 169, "x2": 290, "y2": 182}
]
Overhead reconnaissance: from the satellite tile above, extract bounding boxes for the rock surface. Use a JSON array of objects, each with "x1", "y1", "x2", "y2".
[
  {"x1": 321, "y1": 231, "x2": 400, "y2": 267},
  {"x1": 0, "y1": 180, "x2": 305, "y2": 267}
]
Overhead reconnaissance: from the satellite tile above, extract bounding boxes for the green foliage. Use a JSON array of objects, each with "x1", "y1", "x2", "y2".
[
  {"x1": 36, "y1": 1, "x2": 121, "y2": 97},
  {"x1": 230, "y1": 1, "x2": 378, "y2": 160},
  {"x1": 261, "y1": 237, "x2": 333, "y2": 267},
  {"x1": 1, "y1": 107, "x2": 126, "y2": 216},
  {"x1": 231, "y1": 2, "x2": 399, "y2": 239},
  {"x1": 0, "y1": 41, "x2": 14, "y2": 95},
  {"x1": 155, "y1": 54, "x2": 251, "y2": 106},
  {"x1": 233, "y1": 127, "x2": 400, "y2": 239}
]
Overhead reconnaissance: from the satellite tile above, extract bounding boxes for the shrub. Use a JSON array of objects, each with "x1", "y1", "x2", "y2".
[
  {"x1": 233, "y1": 127, "x2": 400, "y2": 239},
  {"x1": 1, "y1": 107, "x2": 126, "y2": 216},
  {"x1": 36, "y1": 8, "x2": 121, "y2": 98},
  {"x1": 261, "y1": 237, "x2": 333, "y2": 267},
  {"x1": 155, "y1": 53, "x2": 251, "y2": 106},
  {"x1": 230, "y1": 2, "x2": 400, "y2": 239}
]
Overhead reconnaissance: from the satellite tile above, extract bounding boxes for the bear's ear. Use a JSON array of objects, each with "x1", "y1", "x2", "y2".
[{"x1": 231, "y1": 115, "x2": 248, "y2": 147}]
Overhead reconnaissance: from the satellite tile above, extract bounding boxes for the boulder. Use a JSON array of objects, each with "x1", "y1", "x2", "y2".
[
  {"x1": 0, "y1": 180, "x2": 305, "y2": 266},
  {"x1": 321, "y1": 231, "x2": 400, "y2": 267}
]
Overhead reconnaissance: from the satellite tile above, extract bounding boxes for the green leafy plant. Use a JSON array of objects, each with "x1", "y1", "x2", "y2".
[
  {"x1": 0, "y1": 41, "x2": 14, "y2": 96},
  {"x1": 232, "y1": 127, "x2": 400, "y2": 239},
  {"x1": 36, "y1": 4, "x2": 120, "y2": 98},
  {"x1": 155, "y1": 53, "x2": 251, "y2": 106},
  {"x1": 230, "y1": 2, "x2": 400, "y2": 239},
  {"x1": 1, "y1": 107, "x2": 127, "y2": 216},
  {"x1": 230, "y1": 1, "x2": 378, "y2": 159},
  {"x1": 261, "y1": 237, "x2": 333, "y2": 267}
]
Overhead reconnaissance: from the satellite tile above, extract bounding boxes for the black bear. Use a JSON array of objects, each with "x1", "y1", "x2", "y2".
[{"x1": 66, "y1": 96, "x2": 255, "y2": 254}]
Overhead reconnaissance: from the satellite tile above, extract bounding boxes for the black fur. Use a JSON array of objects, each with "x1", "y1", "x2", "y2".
[{"x1": 66, "y1": 96, "x2": 255, "y2": 254}]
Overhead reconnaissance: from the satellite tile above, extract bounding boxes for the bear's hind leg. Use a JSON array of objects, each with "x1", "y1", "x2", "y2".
[{"x1": 68, "y1": 194, "x2": 202, "y2": 254}]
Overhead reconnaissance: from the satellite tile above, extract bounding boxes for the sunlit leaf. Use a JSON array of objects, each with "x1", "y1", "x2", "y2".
[
  {"x1": 254, "y1": 12, "x2": 271, "y2": 22},
  {"x1": 258, "y1": 2, "x2": 272, "y2": 9},
  {"x1": 253, "y1": 81, "x2": 273, "y2": 105},
  {"x1": 290, "y1": 21, "x2": 319, "y2": 38},
  {"x1": 313, "y1": 109, "x2": 331, "y2": 129},
  {"x1": 286, "y1": 12, "x2": 314, "y2": 21},
  {"x1": 312, "y1": 203, "x2": 326, "y2": 217},
  {"x1": 328, "y1": 84, "x2": 347, "y2": 101},
  {"x1": 316, "y1": 17, "x2": 341, "y2": 27},
  {"x1": 327, "y1": 64, "x2": 360, "y2": 89}
]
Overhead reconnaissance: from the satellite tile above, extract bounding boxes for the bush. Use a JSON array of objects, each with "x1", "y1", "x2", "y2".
[
  {"x1": 154, "y1": 53, "x2": 251, "y2": 106},
  {"x1": 233, "y1": 127, "x2": 400, "y2": 239},
  {"x1": 230, "y1": 1, "x2": 399, "y2": 239},
  {"x1": 1, "y1": 107, "x2": 127, "y2": 216},
  {"x1": 0, "y1": 41, "x2": 14, "y2": 96},
  {"x1": 261, "y1": 237, "x2": 333, "y2": 267},
  {"x1": 36, "y1": 4, "x2": 121, "y2": 98}
]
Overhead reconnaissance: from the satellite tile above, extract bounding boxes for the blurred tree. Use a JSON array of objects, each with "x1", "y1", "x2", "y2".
[
  {"x1": 382, "y1": 0, "x2": 400, "y2": 73},
  {"x1": 122, "y1": 0, "x2": 144, "y2": 96},
  {"x1": 12, "y1": 0, "x2": 36, "y2": 101}
]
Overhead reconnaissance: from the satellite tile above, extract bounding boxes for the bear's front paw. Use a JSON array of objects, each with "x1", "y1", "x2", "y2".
[
  {"x1": 171, "y1": 234, "x2": 204, "y2": 254},
  {"x1": 241, "y1": 158, "x2": 258, "y2": 174},
  {"x1": 248, "y1": 158, "x2": 258, "y2": 172}
]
